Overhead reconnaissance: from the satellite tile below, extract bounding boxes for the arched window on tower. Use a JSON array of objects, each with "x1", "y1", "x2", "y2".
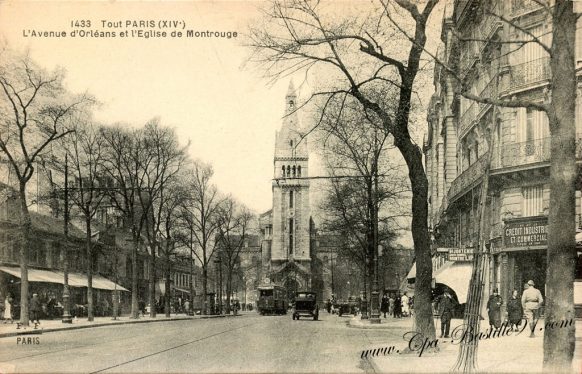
[
  {"x1": 298, "y1": 166, "x2": 301, "y2": 177},
  {"x1": 281, "y1": 166, "x2": 285, "y2": 178},
  {"x1": 292, "y1": 166, "x2": 296, "y2": 178},
  {"x1": 287, "y1": 165, "x2": 291, "y2": 178}
]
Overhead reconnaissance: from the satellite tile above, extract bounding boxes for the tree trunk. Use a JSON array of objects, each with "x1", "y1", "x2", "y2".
[
  {"x1": 226, "y1": 270, "x2": 232, "y2": 314},
  {"x1": 149, "y1": 244, "x2": 157, "y2": 318},
  {"x1": 18, "y1": 183, "x2": 30, "y2": 326},
  {"x1": 399, "y1": 140, "x2": 435, "y2": 340},
  {"x1": 86, "y1": 216, "x2": 94, "y2": 322},
  {"x1": 131, "y1": 232, "x2": 139, "y2": 319},
  {"x1": 543, "y1": 1, "x2": 577, "y2": 370},
  {"x1": 165, "y1": 256, "x2": 171, "y2": 317},
  {"x1": 202, "y1": 266, "x2": 208, "y2": 315}
]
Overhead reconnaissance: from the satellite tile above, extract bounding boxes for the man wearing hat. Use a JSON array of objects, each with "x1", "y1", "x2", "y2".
[
  {"x1": 521, "y1": 280, "x2": 543, "y2": 337},
  {"x1": 435, "y1": 288, "x2": 456, "y2": 338}
]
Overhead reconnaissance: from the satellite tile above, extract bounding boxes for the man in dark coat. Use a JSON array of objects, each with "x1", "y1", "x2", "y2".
[
  {"x1": 30, "y1": 293, "x2": 42, "y2": 326},
  {"x1": 435, "y1": 289, "x2": 457, "y2": 338},
  {"x1": 506, "y1": 289, "x2": 522, "y2": 331},
  {"x1": 393, "y1": 292, "x2": 402, "y2": 318},
  {"x1": 380, "y1": 294, "x2": 389, "y2": 318},
  {"x1": 487, "y1": 289, "x2": 503, "y2": 329}
]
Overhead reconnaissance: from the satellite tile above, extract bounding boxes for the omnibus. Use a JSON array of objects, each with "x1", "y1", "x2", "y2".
[{"x1": 257, "y1": 285, "x2": 288, "y2": 315}]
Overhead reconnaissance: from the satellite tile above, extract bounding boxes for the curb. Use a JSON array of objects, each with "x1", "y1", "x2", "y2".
[{"x1": 0, "y1": 314, "x2": 243, "y2": 338}]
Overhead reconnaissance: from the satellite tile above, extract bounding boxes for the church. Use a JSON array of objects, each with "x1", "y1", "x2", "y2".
[
  {"x1": 234, "y1": 82, "x2": 413, "y2": 307},
  {"x1": 235, "y1": 82, "x2": 330, "y2": 304}
]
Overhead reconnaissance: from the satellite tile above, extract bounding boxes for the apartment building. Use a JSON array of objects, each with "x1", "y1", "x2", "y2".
[{"x1": 425, "y1": 0, "x2": 582, "y2": 317}]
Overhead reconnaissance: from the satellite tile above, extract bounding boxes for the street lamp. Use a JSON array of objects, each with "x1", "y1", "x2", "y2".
[
  {"x1": 62, "y1": 153, "x2": 72, "y2": 324},
  {"x1": 370, "y1": 244, "x2": 382, "y2": 324},
  {"x1": 214, "y1": 256, "x2": 223, "y2": 314}
]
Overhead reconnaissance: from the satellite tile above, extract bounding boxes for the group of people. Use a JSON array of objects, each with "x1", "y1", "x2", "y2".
[
  {"x1": 380, "y1": 291, "x2": 413, "y2": 319},
  {"x1": 487, "y1": 279, "x2": 544, "y2": 337},
  {"x1": 433, "y1": 279, "x2": 544, "y2": 339}
]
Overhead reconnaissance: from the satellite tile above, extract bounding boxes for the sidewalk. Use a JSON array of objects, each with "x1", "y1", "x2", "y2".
[
  {"x1": 0, "y1": 311, "x2": 249, "y2": 338},
  {"x1": 352, "y1": 316, "x2": 582, "y2": 373}
]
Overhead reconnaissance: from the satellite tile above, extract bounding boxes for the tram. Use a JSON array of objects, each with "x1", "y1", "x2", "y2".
[{"x1": 257, "y1": 285, "x2": 288, "y2": 315}]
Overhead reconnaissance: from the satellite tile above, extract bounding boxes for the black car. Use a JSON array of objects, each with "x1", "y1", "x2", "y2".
[{"x1": 292, "y1": 291, "x2": 319, "y2": 321}]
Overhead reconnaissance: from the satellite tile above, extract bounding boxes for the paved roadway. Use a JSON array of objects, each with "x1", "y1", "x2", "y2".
[{"x1": 0, "y1": 312, "x2": 405, "y2": 373}]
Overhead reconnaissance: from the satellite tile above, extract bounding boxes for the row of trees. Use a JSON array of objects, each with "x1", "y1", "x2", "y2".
[{"x1": 0, "y1": 50, "x2": 254, "y2": 325}]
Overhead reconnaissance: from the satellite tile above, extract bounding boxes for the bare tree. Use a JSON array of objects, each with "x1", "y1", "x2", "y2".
[
  {"x1": 215, "y1": 197, "x2": 254, "y2": 313},
  {"x1": 61, "y1": 121, "x2": 107, "y2": 322},
  {"x1": 139, "y1": 121, "x2": 189, "y2": 318},
  {"x1": 0, "y1": 52, "x2": 92, "y2": 326},
  {"x1": 180, "y1": 161, "x2": 223, "y2": 315},
  {"x1": 100, "y1": 125, "x2": 148, "y2": 318},
  {"x1": 248, "y1": 0, "x2": 440, "y2": 337},
  {"x1": 316, "y1": 94, "x2": 409, "y2": 316}
]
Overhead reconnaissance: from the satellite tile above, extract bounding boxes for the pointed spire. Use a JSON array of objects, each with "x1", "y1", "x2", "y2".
[{"x1": 286, "y1": 80, "x2": 296, "y2": 99}]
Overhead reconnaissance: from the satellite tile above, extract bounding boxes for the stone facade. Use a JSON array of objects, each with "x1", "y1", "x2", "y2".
[{"x1": 425, "y1": 0, "x2": 582, "y2": 316}]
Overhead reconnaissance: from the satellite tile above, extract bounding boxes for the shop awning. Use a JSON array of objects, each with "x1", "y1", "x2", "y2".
[
  {"x1": 406, "y1": 263, "x2": 416, "y2": 280},
  {"x1": 0, "y1": 266, "x2": 65, "y2": 284},
  {"x1": 434, "y1": 261, "x2": 473, "y2": 304},
  {"x1": 0, "y1": 266, "x2": 128, "y2": 292}
]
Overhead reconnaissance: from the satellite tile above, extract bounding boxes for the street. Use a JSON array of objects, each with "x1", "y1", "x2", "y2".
[{"x1": 0, "y1": 312, "x2": 405, "y2": 373}]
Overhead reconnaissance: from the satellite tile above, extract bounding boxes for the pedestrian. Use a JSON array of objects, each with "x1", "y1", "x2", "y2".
[
  {"x1": 521, "y1": 280, "x2": 543, "y2": 337},
  {"x1": 3, "y1": 296, "x2": 13, "y2": 324},
  {"x1": 138, "y1": 299, "x2": 146, "y2": 317},
  {"x1": 401, "y1": 292, "x2": 410, "y2": 317},
  {"x1": 487, "y1": 289, "x2": 503, "y2": 329},
  {"x1": 409, "y1": 296, "x2": 414, "y2": 317},
  {"x1": 435, "y1": 289, "x2": 456, "y2": 338},
  {"x1": 506, "y1": 289, "x2": 523, "y2": 331},
  {"x1": 380, "y1": 294, "x2": 389, "y2": 318},
  {"x1": 388, "y1": 294, "x2": 394, "y2": 317},
  {"x1": 184, "y1": 300, "x2": 190, "y2": 315},
  {"x1": 30, "y1": 293, "x2": 42, "y2": 326},
  {"x1": 393, "y1": 292, "x2": 402, "y2": 318}
]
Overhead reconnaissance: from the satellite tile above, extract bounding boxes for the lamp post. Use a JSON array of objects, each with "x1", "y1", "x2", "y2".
[
  {"x1": 370, "y1": 244, "x2": 381, "y2": 324},
  {"x1": 214, "y1": 256, "x2": 223, "y2": 314},
  {"x1": 62, "y1": 153, "x2": 72, "y2": 324}
]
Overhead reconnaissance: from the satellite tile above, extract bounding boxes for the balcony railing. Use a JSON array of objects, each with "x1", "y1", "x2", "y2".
[
  {"x1": 510, "y1": 57, "x2": 551, "y2": 89},
  {"x1": 459, "y1": 100, "x2": 478, "y2": 136},
  {"x1": 493, "y1": 137, "x2": 550, "y2": 169},
  {"x1": 511, "y1": 0, "x2": 543, "y2": 15},
  {"x1": 448, "y1": 152, "x2": 489, "y2": 202},
  {"x1": 477, "y1": 76, "x2": 498, "y2": 117}
]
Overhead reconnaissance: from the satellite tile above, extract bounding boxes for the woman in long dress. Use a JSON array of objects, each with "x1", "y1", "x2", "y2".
[{"x1": 3, "y1": 296, "x2": 13, "y2": 323}]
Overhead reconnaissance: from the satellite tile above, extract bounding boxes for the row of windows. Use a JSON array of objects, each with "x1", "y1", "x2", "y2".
[
  {"x1": 451, "y1": 185, "x2": 547, "y2": 247},
  {"x1": 281, "y1": 165, "x2": 302, "y2": 178},
  {"x1": 173, "y1": 272, "x2": 192, "y2": 288}
]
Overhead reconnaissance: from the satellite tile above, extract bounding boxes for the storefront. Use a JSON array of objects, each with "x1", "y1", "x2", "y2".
[
  {"x1": 0, "y1": 265, "x2": 128, "y2": 318},
  {"x1": 492, "y1": 216, "x2": 548, "y2": 317}
]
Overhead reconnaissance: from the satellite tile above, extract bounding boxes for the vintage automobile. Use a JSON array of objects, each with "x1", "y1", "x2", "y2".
[{"x1": 292, "y1": 291, "x2": 319, "y2": 320}]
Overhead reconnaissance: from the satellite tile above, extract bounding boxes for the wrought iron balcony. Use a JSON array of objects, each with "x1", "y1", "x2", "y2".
[
  {"x1": 511, "y1": 0, "x2": 543, "y2": 15},
  {"x1": 510, "y1": 57, "x2": 551, "y2": 89},
  {"x1": 448, "y1": 152, "x2": 489, "y2": 202},
  {"x1": 493, "y1": 137, "x2": 550, "y2": 169},
  {"x1": 459, "y1": 100, "x2": 478, "y2": 136}
]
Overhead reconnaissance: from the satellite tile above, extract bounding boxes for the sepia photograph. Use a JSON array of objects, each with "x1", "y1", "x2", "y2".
[{"x1": 0, "y1": 0, "x2": 581, "y2": 373}]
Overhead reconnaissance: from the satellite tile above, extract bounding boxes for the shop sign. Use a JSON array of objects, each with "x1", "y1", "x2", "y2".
[
  {"x1": 447, "y1": 247, "x2": 474, "y2": 261},
  {"x1": 503, "y1": 217, "x2": 547, "y2": 248}
]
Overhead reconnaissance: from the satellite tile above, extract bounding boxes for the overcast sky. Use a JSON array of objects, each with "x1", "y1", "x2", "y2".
[{"x1": 0, "y1": 0, "x2": 304, "y2": 215}]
